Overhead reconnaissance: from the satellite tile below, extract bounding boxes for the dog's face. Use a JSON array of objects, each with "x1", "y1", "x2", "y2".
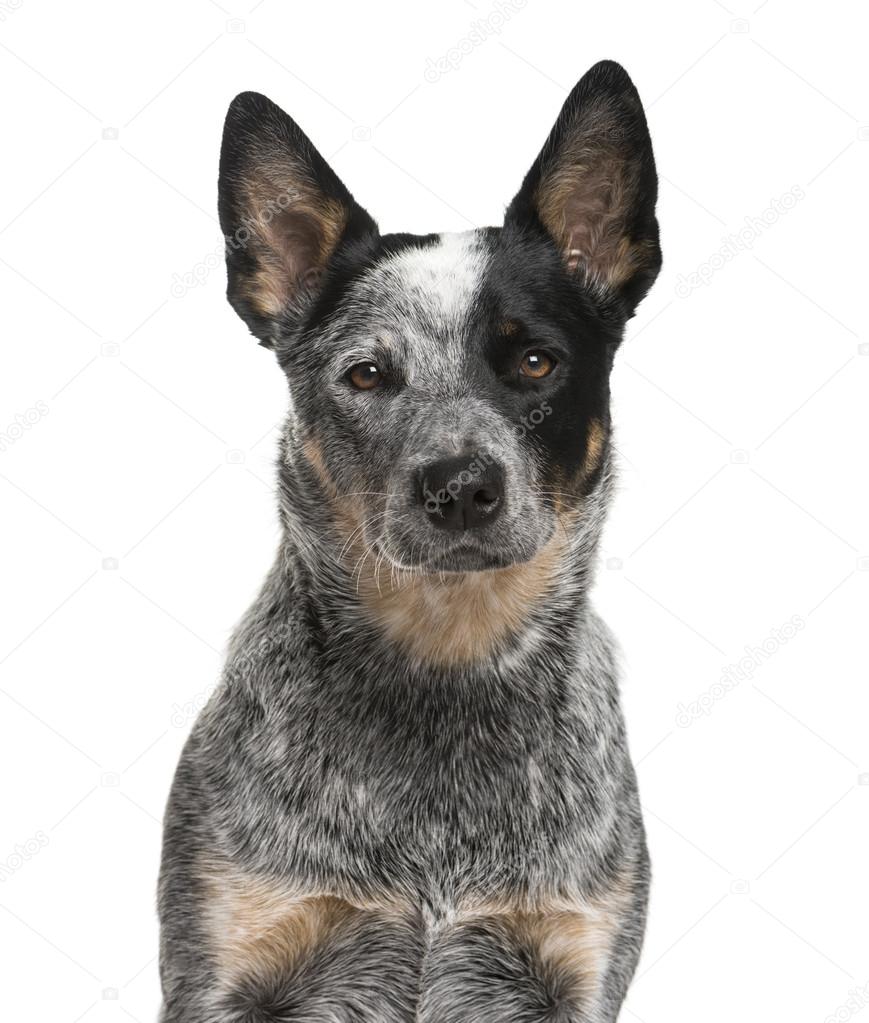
[{"x1": 218, "y1": 62, "x2": 660, "y2": 574}]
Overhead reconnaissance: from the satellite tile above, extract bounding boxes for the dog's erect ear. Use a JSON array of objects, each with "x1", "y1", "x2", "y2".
[
  {"x1": 506, "y1": 61, "x2": 661, "y2": 317},
  {"x1": 218, "y1": 92, "x2": 378, "y2": 346}
]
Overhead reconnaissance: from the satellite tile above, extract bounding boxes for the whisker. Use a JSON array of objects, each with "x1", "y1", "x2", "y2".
[
  {"x1": 373, "y1": 547, "x2": 387, "y2": 597},
  {"x1": 334, "y1": 491, "x2": 391, "y2": 500},
  {"x1": 337, "y1": 510, "x2": 389, "y2": 563},
  {"x1": 353, "y1": 545, "x2": 375, "y2": 595}
]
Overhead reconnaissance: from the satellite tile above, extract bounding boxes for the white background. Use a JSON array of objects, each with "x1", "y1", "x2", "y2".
[{"x1": 0, "y1": 1, "x2": 867, "y2": 1020}]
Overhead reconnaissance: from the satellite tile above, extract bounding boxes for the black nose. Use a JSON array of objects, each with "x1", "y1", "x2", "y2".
[{"x1": 419, "y1": 455, "x2": 505, "y2": 531}]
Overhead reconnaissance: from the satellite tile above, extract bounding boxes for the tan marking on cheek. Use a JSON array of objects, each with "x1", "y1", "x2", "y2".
[
  {"x1": 544, "y1": 420, "x2": 607, "y2": 516},
  {"x1": 546, "y1": 467, "x2": 574, "y2": 516},
  {"x1": 359, "y1": 531, "x2": 566, "y2": 666},
  {"x1": 582, "y1": 418, "x2": 607, "y2": 478},
  {"x1": 546, "y1": 419, "x2": 606, "y2": 515},
  {"x1": 300, "y1": 436, "x2": 371, "y2": 552},
  {"x1": 301, "y1": 436, "x2": 337, "y2": 497}
]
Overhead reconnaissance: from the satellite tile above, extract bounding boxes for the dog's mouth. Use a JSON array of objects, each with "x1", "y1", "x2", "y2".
[
  {"x1": 370, "y1": 536, "x2": 536, "y2": 576},
  {"x1": 422, "y1": 543, "x2": 524, "y2": 574}
]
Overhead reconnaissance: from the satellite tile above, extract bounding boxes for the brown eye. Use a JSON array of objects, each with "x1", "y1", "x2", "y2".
[
  {"x1": 519, "y1": 350, "x2": 556, "y2": 380},
  {"x1": 348, "y1": 362, "x2": 382, "y2": 390}
]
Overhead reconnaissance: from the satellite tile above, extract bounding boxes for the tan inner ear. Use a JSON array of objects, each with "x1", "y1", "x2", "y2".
[
  {"x1": 535, "y1": 121, "x2": 649, "y2": 290},
  {"x1": 238, "y1": 168, "x2": 349, "y2": 319}
]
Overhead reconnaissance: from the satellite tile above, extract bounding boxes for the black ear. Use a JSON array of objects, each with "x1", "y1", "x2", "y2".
[
  {"x1": 218, "y1": 92, "x2": 378, "y2": 346},
  {"x1": 506, "y1": 61, "x2": 661, "y2": 317}
]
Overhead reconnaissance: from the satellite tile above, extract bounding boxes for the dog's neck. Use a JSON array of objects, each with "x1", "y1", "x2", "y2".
[{"x1": 265, "y1": 426, "x2": 613, "y2": 672}]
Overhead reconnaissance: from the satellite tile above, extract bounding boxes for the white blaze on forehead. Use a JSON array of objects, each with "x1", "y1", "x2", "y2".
[
  {"x1": 350, "y1": 230, "x2": 488, "y2": 375},
  {"x1": 385, "y1": 230, "x2": 486, "y2": 320}
]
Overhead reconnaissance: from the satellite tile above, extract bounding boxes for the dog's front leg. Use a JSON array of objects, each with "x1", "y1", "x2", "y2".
[{"x1": 417, "y1": 877, "x2": 647, "y2": 1023}]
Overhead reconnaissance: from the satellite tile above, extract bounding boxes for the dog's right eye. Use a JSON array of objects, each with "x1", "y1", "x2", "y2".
[
  {"x1": 347, "y1": 362, "x2": 382, "y2": 391},
  {"x1": 519, "y1": 350, "x2": 557, "y2": 380}
]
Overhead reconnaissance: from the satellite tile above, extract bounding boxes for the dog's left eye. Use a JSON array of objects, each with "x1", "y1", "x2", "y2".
[
  {"x1": 347, "y1": 362, "x2": 382, "y2": 390},
  {"x1": 519, "y1": 350, "x2": 556, "y2": 379}
]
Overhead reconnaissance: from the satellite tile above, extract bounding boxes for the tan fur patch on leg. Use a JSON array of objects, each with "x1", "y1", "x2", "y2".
[
  {"x1": 199, "y1": 859, "x2": 342, "y2": 987},
  {"x1": 456, "y1": 875, "x2": 634, "y2": 1005},
  {"x1": 519, "y1": 898, "x2": 627, "y2": 1002},
  {"x1": 198, "y1": 857, "x2": 408, "y2": 989}
]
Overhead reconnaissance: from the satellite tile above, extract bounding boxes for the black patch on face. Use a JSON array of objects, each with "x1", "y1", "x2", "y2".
[{"x1": 457, "y1": 225, "x2": 620, "y2": 506}]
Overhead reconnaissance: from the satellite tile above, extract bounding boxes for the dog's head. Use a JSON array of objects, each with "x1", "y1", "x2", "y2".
[{"x1": 218, "y1": 61, "x2": 660, "y2": 577}]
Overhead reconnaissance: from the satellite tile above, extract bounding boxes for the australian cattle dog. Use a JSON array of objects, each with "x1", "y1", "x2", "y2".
[{"x1": 159, "y1": 59, "x2": 662, "y2": 1022}]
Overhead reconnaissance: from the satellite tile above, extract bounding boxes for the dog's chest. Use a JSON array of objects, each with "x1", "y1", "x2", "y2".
[{"x1": 214, "y1": 669, "x2": 622, "y2": 899}]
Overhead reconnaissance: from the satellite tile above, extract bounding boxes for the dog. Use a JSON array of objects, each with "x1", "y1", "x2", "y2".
[{"x1": 158, "y1": 59, "x2": 661, "y2": 1023}]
